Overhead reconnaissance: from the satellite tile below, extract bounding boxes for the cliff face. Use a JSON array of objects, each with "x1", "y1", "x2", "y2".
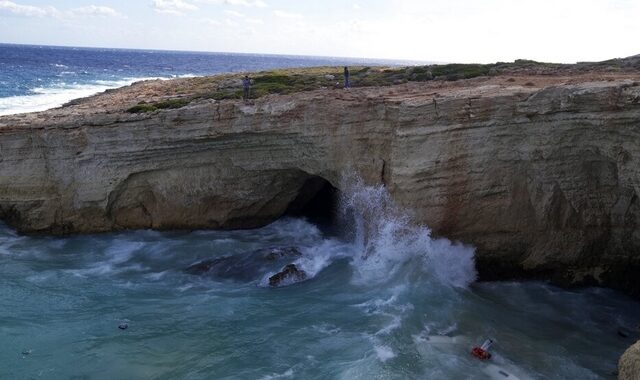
[{"x1": 1, "y1": 75, "x2": 639, "y2": 293}]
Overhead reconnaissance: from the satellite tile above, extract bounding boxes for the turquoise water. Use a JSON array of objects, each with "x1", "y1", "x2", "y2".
[{"x1": 1, "y1": 181, "x2": 639, "y2": 379}]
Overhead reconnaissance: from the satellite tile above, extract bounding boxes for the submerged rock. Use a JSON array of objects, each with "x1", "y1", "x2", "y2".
[
  {"x1": 185, "y1": 246, "x2": 302, "y2": 282},
  {"x1": 268, "y1": 264, "x2": 307, "y2": 287}
]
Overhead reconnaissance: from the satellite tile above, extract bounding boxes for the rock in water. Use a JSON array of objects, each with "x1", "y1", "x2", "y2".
[
  {"x1": 263, "y1": 247, "x2": 302, "y2": 261},
  {"x1": 268, "y1": 264, "x2": 307, "y2": 287},
  {"x1": 619, "y1": 340, "x2": 640, "y2": 380},
  {"x1": 185, "y1": 246, "x2": 302, "y2": 282}
]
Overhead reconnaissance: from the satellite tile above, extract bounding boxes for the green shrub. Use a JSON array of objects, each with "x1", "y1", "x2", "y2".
[
  {"x1": 431, "y1": 64, "x2": 491, "y2": 81},
  {"x1": 208, "y1": 90, "x2": 242, "y2": 100},
  {"x1": 154, "y1": 98, "x2": 190, "y2": 109},
  {"x1": 253, "y1": 74, "x2": 297, "y2": 86},
  {"x1": 127, "y1": 103, "x2": 158, "y2": 113},
  {"x1": 126, "y1": 98, "x2": 190, "y2": 113},
  {"x1": 410, "y1": 66, "x2": 429, "y2": 74}
]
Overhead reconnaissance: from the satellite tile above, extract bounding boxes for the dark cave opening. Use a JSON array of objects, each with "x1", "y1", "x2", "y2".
[{"x1": 284, "y1": 176, "x2": 340, "y2": 230}]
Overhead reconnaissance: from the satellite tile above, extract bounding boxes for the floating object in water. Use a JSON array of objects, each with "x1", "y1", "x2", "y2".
[
  {"x1": 118, "y1": 322, "x2": 128, "y2": 330},
  {"x1": 21, "y1": 349, "x2": 32, "y2": 356},
  {"x1": 484, "y1": 364, "x2": 523, "y2": 380},
  {"x1": 472, "y1": 339, "x2": 493, "y2": 360},
  {"x1": 481, "y1": 339, "x2": 494, "y2": 350},
  {"x1": 471, "y1": 346, "x2": 492, "y2": 360},
  {"x1": 618, "y1": 327, "x2": 631, "y2": 338}
]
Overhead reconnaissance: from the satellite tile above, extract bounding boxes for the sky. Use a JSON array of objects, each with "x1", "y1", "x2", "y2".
[{"x1": 1, "y1": 0, "x2": 639, "y2": 63}]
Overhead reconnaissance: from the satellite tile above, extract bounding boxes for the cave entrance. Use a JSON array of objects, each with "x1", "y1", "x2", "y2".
[{"x1": 284, "y1": 176, "x2": 340, "y2": 231}]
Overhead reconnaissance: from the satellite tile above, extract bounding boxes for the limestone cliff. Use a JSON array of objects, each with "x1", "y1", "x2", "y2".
[{"x1": 1, "y1": 72, "x2": 639, "y2": 294}]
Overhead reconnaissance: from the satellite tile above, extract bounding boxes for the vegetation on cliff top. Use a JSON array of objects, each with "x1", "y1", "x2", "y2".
[
  {"x1": 125, "y1": 57, "x2": 638, "y2": 113},
  {"x1": 127, "y1": 98, "x2": 191, "y2": 113}
]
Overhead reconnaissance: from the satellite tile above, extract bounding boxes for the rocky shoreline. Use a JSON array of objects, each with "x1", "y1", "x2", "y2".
[{"x1": 1, "y1": 60, "x2": 640, "y2": 299}]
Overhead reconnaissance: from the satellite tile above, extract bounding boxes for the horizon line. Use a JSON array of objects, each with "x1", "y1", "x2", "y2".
[{"x1": 0, "y1": 42, "x2": 438, "y2": 66}]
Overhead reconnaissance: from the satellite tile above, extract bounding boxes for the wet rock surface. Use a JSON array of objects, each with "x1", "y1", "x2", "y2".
[
  {"x1": 268, "y1": 264, "x2": 307, "y2": 287},
  {"x1": 185, "y1": 246, "x2": 302, "y2": 282}
]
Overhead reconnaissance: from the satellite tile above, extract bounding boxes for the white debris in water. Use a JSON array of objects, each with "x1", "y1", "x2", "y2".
[{"x1": 374, "y1": 345, "x2": 396, "y2": 362}]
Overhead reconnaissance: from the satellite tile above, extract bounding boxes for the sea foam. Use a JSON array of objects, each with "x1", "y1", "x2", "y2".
[
  {"x1": 339, "y1": 175, "x2": 477, "y2": 288},
  {"x1": 0, "y1": 75, "x2": 193, "y2": 116}
]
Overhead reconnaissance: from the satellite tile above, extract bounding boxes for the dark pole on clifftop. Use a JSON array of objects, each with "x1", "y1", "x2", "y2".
[{"x1": 344, "y1": 66, "x2": 350, "y2": 89}]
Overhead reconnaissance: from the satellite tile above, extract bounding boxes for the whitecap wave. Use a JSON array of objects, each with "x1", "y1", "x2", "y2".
[
  {"x1": 0, "y1": 75, "x2": 190, "y2": 116},
  {"x1": 374, "y1": 345, "x2": 396, "y2": 362}
]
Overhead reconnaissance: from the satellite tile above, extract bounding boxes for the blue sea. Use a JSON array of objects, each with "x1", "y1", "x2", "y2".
[
  {"x1": 0, "y1": 43, "x2": 413, "y2": 116},
  {"x1": 1, "y1": 44, "x2": 640, "y2": 379}
]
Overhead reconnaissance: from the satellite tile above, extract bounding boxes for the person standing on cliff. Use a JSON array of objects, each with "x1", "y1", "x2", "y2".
[
  {"x1": 242, "y1": 75, "x2": 251, "y2": 101},
  {"x1": 344, "y1": 66, "x2": 350, "y2": 89}
]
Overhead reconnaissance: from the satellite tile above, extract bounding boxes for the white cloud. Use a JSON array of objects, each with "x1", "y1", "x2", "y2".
[
  {"x1": 224, "y1": 18, "x2": 239, "y2": 26},
  {"x1": 198, "y1": 0, "x2": 267, "y2": 7},
  {"x1": 152, "y1": 0, "x2": 198, "y2": 15},
  {"x1": 224, "y1": 9, "x2": 244, "y2": 17},
  {"x1": 273, "y1": 10, "x2": 302, "y2": 19},
  {"x1": 204, "y1": 10, "x2": 262, "y2": 29},
  {"x1": 203, "y1": 18, "x2": 221, "y2": 26},
  {"x1": 70, "y1": 5, "x2": 121, "y2": 18},
  {"x1": 0, "y1": 1, "x2": 121, "y2": 19},
  {"x1": 0, "y1": 0, "x2": 55, "y2": 17},
  {"x1": 225, "y1": 0, "x2": 266, "y2": 7}
]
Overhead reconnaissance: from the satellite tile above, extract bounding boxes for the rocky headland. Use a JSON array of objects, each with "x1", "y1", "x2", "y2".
[{"x1": 1, "y1": 58, "x2": 639, "y2": 298}]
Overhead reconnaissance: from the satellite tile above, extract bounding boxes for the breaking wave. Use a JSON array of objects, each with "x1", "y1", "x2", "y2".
[
  {"x1": 0, "y1": 75, "x2": 195, "y2": 116},
  {"x1": 264, "y1": 174, "x2": 476, "y2": 289}
]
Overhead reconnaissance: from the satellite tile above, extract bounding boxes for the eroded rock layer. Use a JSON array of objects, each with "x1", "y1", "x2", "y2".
[{"x1": 1, "y1": 74, "x2": 639, "y2": 293}]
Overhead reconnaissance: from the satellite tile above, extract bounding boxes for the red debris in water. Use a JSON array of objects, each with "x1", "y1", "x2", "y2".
[{"x1": 471, "y1": 346, "x2": 491, "y2": 360}]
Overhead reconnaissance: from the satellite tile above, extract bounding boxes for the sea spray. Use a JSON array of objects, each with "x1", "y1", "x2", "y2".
[{"x1": 338, "y1": 175, "x2": 477, "y2": 288}]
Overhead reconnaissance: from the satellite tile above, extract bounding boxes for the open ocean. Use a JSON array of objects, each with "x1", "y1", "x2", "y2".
[{"x1": 0, "y1": 43, "x2": 414, "y2": 116}]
